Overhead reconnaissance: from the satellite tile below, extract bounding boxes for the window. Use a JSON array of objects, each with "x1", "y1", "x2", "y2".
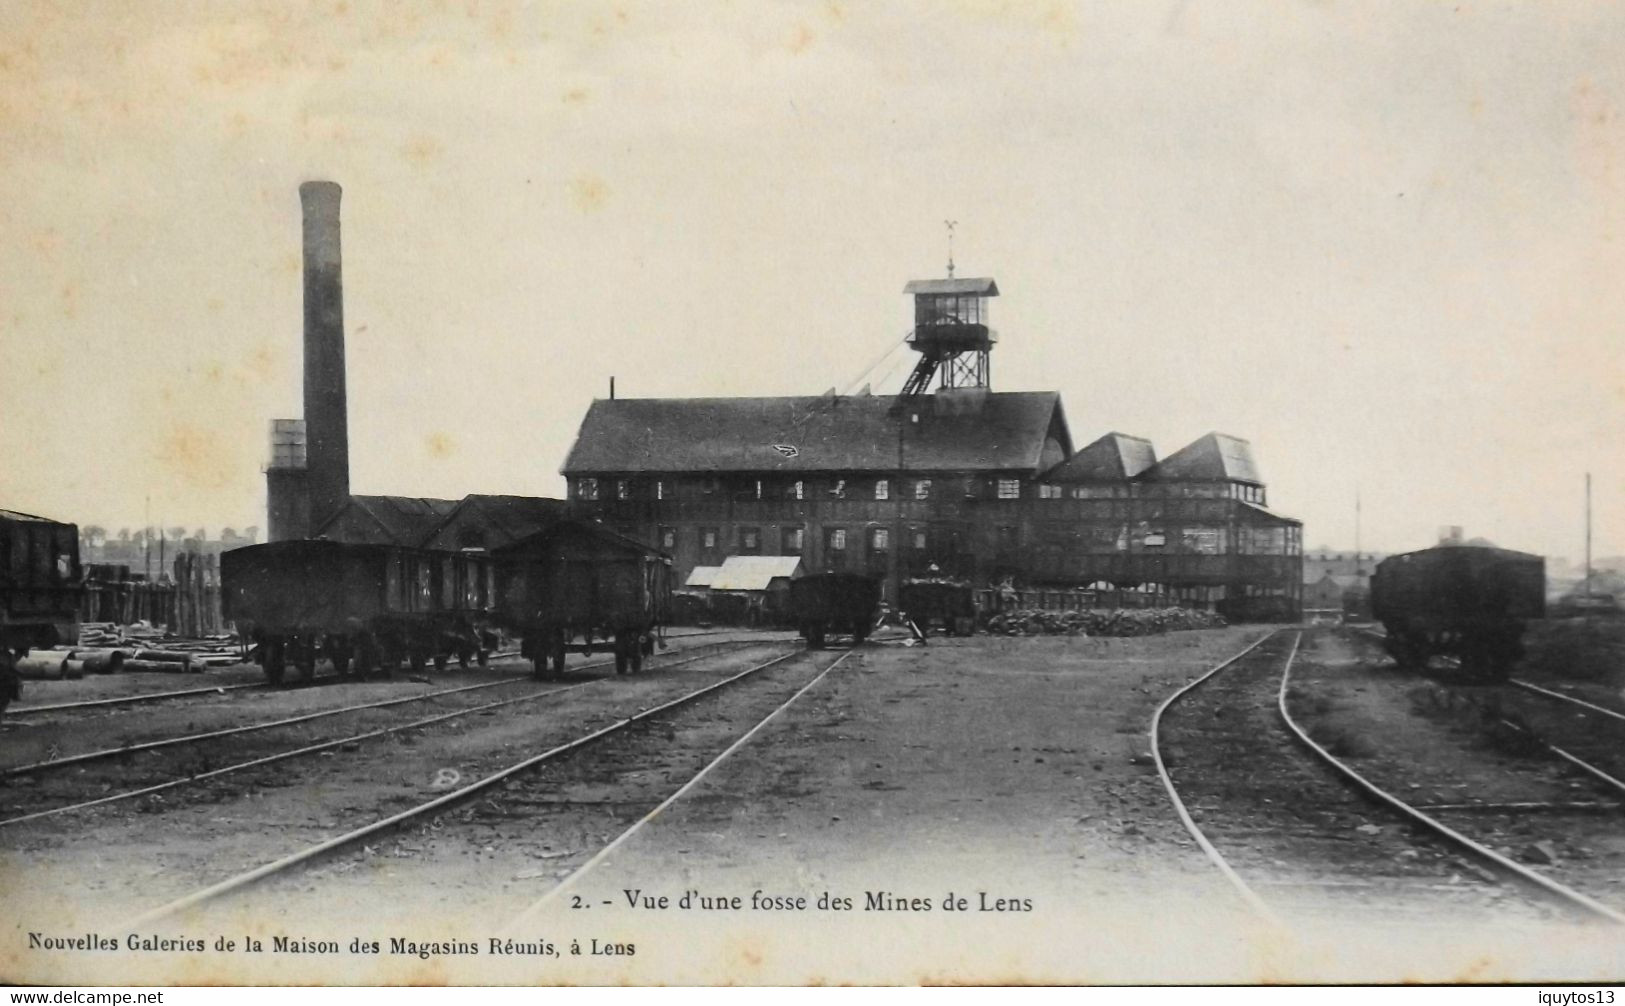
[
  {"x1": 870, "y1": 528, "x2": 890, "y2": 551},
  {"x1": 911, "y1": 529, "x2": 927, "y2": 550},
  {"x1": 964, "y1": 478, "x2": 979, "y2": 499},
  {"x1": 826, "y1": 528, "x2": 847, "y2": 550},
  {"x1": 874, "y1": 479, "x2": 890, "y2": 500},
  {"x1": 658, "y1": 526, "x2": 676, "y2": 550},
  {"x1": 1038, "y1": 484, "x2": 1063, "y2": 499},
  {"x1": 576, "y1": 478, "x2": 599, "y2": 501},
  {"x1": 914, "y1": 479, "x2": 932, "y2": 500},
  {"x1": 701, "y1": 527, "x2": 719, "y2": 550},
  {"x1": 782, "y1": 526, "x2": 805, "y2": 553},
  {"x1": 655, "y1": 481, "x2": 666, "y2": 501},
  {"x1": 616, "y1": 480, "x2": 631, "y2": 501},
  {"x1": 997, "y1": 479, "x2": 1021, "y2": 500},
  {"x1": 1143, "y1": 530, "x2": 1166, "y2": 548},
  {"x1": 830, "y1": 479, "x2": 847, "y2": 499},
  {"x1": 786, "y1": 480, "x2": 804, "y2": 501},
  {"x1": 740, "y1": 527, "x2": 760, "y2": 553}
]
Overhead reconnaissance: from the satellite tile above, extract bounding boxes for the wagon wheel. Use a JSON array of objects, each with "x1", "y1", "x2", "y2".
[
  {"x1": 614, "y1": 632, "x2": 630, "y2": 675},
  {"x1": 477, "y1": 649, "x2": 490, "y2": 668},
  {"x1": 458, "y1": 648, "x2": 472, "y2": 670},
  {"x1": 294, "y1": 639, "x2": 317, "y2": 683},
  {"x1": 433, "y1": 652, "x2": 449, "y2": 673},
  {"x1": 630, "y1": 640, "x2": 644, "y2": 674},
  {"x1": 409, "y1": 650, "x2": 427, "y2": 674},
  {"x1": 0, "y1": 651, "x2": 17, "y2": 720},
  {"x1": 531, "y1": 654, "x2": 549, "y2": 681}
]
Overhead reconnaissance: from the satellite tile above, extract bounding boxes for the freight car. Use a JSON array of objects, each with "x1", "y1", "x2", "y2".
[
  {"x1": 221, "y1": 540, "x2": 497, "y2": 683},
  {"x1": 0, "y1": 509, "x2": 83, "y2": 716},
  {"x1": 1370, "y1": 544, "x2": 1545, "y2": 681},
  {"x1": 790, "y1": 573, "x2": 881, "y2": 648},
  {"x1": 495, "y1": 521, "x2": 672, "y2": 678},
  {"x1": 899, "y1": 578, "x2": 977, "y2": 636}
]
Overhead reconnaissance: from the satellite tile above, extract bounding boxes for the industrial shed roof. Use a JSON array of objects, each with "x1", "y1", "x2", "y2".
[
  {"x1": 902, "y1": 277, "x2": 999, "y2": 296},
  {"x1": 313, "y1": 495, "x2": 460, "y2": 546},
  {"x1": 419, "y1": 495, "x2": 573, "y2": 551},
  {"x1": 0, "y1": 508, "x2": 70, "y2": 524},
  {"x1": 686, "y1": 566, "x2": 722, "y2": 588},
  {"x1": 562, "y1": 392, "x2": 1068, "y2": 476},
  {"x1": 1141, "y1": 433, "x2": 1262, "y2": 485},
  {"x1": 709, "y1": 555, "x2": 804, "y2": 591},
  {"x1": 1043, "y1": 433, "x2": 1158, "y2": 483}
]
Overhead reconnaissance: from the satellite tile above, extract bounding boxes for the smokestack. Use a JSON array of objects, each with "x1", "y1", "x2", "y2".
[{"x1": 300, "y1": 180, "x2": 350, "y2": 528}]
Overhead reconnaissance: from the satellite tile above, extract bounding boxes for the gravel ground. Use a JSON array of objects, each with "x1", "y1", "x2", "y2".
[{"x1": 6, "y1": 626, "x2": 1622, "y2": 985}]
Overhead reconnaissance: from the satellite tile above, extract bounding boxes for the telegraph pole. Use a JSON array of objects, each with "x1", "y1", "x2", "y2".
[{"x1": 1585, "y1": 472, "x2": 1593, "y2": 599}]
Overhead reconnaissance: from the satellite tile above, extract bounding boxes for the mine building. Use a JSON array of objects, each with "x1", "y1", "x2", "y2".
[{"x1": 564, "y1": 275, "x2": 1303, "y2": 620}]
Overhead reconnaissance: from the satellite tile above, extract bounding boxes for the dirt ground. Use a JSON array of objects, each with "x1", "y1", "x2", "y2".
[{"x1": 5, "y1": 627, "x2": 1623, "y2": 985}]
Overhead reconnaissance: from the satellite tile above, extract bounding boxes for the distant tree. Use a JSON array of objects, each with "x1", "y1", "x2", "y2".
[
  {"x1": 244, "y1": 525, "x2": 260, "y2": 543},
  {"x1": 167, "y1": 526, "x2": 187, "y2": 542},
  {"x1": 81, "y1": 525, "x2": 107, "y2": 549},
  {"x1": 117, "y1": 527, "x2": 131, "y2": 543}
]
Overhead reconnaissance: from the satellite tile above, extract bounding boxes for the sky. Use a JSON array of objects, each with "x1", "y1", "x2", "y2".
[{"x1": 1, "y1": 1, "x2": 1621, "y2": 561}]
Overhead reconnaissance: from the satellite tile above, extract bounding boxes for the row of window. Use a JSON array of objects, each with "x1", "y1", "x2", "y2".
[
  {"x1": 575, "y1": 476, "x2": 1266, "y2": 505},
  {"x1": 654, "y1": 522, "x2": 1301, "y2": 559}
]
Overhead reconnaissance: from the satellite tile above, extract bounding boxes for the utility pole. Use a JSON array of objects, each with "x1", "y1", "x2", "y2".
[{"x1": 1585, "y1": 471, "x2": 1593, "y2": 599}]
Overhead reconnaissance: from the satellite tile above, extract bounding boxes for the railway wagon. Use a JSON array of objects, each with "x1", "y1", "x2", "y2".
[
  {"x1": 0, "y1": 509, "x2": 83, "y2": 716},
  {"x1": 495, "y1": 521, "x2": 673, "y2": 678},
  {"x1": 1371, "y1": 544, "x2": 1545, "y2": 681},
  {"x1": 900, "y1": 579, "x2": 977, "y2": 636},
  {"x1": 790, "y1": 573, "x2": 881, "y2": 648},
  {"x1": 221, "y1": 540, "x2": 497, "y2": 683}
]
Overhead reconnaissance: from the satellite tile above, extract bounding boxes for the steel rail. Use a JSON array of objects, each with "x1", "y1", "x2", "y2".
[
  {"x1": 1148, "y1": 629, "x2": 1285, "y2": 926},
  {"x1": 1510, "y1": 679, "x2": 1625, "y2": 726},
  {"x1": 117, "y1": 644, "x2": 811, "y2": 929},
  {"x1": 0, "y1": 642, "x2": 765, "y2": 828},
  {"x1": 1278, "y1": 640, "x2": 1625, "y2": 926},
  {"x1": 6, "y1": 630, "x2": 748, "y2": 718},
  {"x1": 504, "y1": 647, "x2": 856, "y2": 931},
  {"x1": 3, "y1": 637, "x2": 769, "y2": 777}
]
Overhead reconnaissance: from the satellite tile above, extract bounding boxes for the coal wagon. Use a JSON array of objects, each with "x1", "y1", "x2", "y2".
[
  {"x1": 0, "y1": 509, "x2": 83, "y2": 716},
  {"x1": 899, "y1": 578, "x2": 977, "y2": 636},
  {"x1": 495, "y1": 521, "x2": 672, "y2": 678},
  {"x1": 789, "y1": 573, "x2": 881, "y2": 648},
  {"x1": 221, "y1": 540, "x2": 498, "y2": 683},
  {"x1": 1371, "y1": 544, "x2": 1545, "y2": 681}
]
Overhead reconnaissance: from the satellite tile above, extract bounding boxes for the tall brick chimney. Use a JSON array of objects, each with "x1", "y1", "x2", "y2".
[{"x1": 300, "y1": 180, "x2": 350, "y2": 529}]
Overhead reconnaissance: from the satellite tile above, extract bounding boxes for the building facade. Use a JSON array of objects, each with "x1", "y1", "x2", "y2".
[{"x1": 560, "y1": 275, "x2": 1301, "y2": 620}]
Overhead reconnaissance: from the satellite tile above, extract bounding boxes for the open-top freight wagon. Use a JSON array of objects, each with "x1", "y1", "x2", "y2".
[
  {"x1": 495, "y1": 521, "x2": 673, "y2": 678},
  {"x1": 899, "y1": 578, "x2": 977, "y2": 636},
  {"x1": 1371, "y1": 544, "x2": 1545, "y2": 681},
  {"x1": 790, "y1": 572, "x2": 881, "y2": 648},
  {"x1": 221, "y1": 540, "x2": 498, "y2": 683},
  {"x1": 0, "y1": 509, "x2": 83, "y2": 716}
]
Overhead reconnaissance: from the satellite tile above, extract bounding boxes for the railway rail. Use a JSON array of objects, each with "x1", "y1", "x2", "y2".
[
  {"x1": 0, "y1": 641, "x2": 772, "y2": 828},
  {"x1": 1153, "y1": 628, "x2": 1625, "y2": 926},
  {"x1": 116, "y1": 642, "x2": 830, "y2": 928}
]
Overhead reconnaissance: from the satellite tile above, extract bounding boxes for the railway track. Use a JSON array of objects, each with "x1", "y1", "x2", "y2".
[
  {"x1": 114, "y1": 641, "x2": 834, "y2": 928},
  {"x1": 0, "y1": 639, "x2": 775, "y2": 825},
  {"x1": 1154, "y1": 628, "x2": 1625, "y2": 927},
  {"x1": 1354, "y1": 627, "x2": 1625, "y2": 806},
  {"x1": 5, "y1": 629, "x2": 749, "y2": 720}
]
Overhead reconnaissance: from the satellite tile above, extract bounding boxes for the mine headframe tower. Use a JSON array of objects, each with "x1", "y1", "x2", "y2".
[{"x1": 891, "y1": 276, "x2": 999, "y2": 415}]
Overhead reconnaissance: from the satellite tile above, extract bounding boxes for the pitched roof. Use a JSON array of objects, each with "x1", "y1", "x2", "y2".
[
  {"x1": 1043, "y1": 433, "x2": 1157, "y2": 482},
  {"x1": 313, "y1": 495, "x2": 460, "y2": 546},
  {"x1": 903, "y1": 277, "x2": 999, "y2": 296},
  {"x1": 419, "y1": 495, "x2": 573, "y2": 551},
  {"x1": 561, "y1": 392, "x2": 1066, "y2": 476},
  {"x1": 710, "y1": 555, "x2": 805, "y2": 591},
  {"x1": 686, "y1": 566, "x2": 722, "y2": 588},
  {"x1": 0, "y1": 508, "x2": 68, "y2": 524},
  {"x1": 492, "y1": 518, "x2": 669, "y2": 560},
  {"x1": 1142, "y1": 433, "x2": 1262, "y2": 484}
]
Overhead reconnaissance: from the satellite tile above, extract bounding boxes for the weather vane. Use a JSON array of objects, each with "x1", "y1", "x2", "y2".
[{"x1": 945, "y1": 220, "x2": 958, "y2": 278}]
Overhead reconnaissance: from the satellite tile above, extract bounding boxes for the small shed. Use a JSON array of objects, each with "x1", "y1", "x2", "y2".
[
  {"x1": 710, "y1": 555, "x2": 805, "y2": 625},
  {"x1": 685, "y1": 566, "x2": 722, "y2": 590}
]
